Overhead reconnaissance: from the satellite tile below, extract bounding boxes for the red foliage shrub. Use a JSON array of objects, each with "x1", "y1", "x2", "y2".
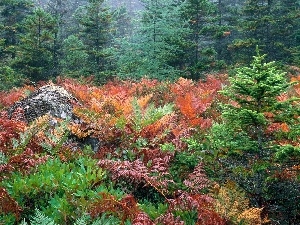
[
  {"x1": 0, "y1": 76, "x2": 235, "y2": 223},
  {"x1": 132, "y1": 212, "x2": 154, "y2": 225},
  {"x1": 155, "y1": 212, "x2": 185, "y2": 225},
  {"x1": 98, "y1": 159, "x2": 173, "y2": 196},
  {"x1": 171, "y1": 76, "x2": 224, "y2": 129},
  {"x1": 167, "y1": 191, "x2": 226, "y2": 225}
]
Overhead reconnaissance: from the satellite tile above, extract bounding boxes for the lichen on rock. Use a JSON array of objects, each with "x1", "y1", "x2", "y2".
[{"x1": 7, "y1": 85, "x2": 76, "y2": 123}]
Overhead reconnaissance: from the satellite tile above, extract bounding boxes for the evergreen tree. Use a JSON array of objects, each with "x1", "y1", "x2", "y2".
[
  {"x1": 0, "y1": 0, "x2": 33, "y2": 87},
  {"x1": 60, "y1": 35, "x2": 89, "y2": 77},
  {"x1": 115, "y1": 0, "x2": 191, "y2": 80},
  {"x1": 0, "y1": 0, "x2": 33, "y2": 59},
  {"x1": 270, "y1": 0, "x2": 300, "y2": 64},
  {"x1": 108, "y1": 0, "x2": 144, "y2": 16},
  {"x1": 230, "y1": 0, "x2": 300, "y2": 64},
  {"x1": 45, "y1": 0, "x2": 86, "y2": 40},
  {"x1": 74, "y1": 0, "x2": 112, "y2": 79},
  {"x1": 44, "y1": 0, "x2": 69, "y2": 76},
  {"x1": 13, "y1": 7, "x2": 58, "y2": 81},
  {"x1": 213, "y1": 0, "x2": 245, "y2": 65},
  {"x1": 111, "y1": 5, "x2": 133, "y2": 39},
  {"x1": 181, "y1": 0, "x2": 220, "y2": 79},
  {"x1": 208, "y1": 49, "x2": 300, "y2": 223}
]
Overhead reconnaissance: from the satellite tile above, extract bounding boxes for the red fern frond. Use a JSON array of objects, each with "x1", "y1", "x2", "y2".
[
  {"x1": 0, "y1": 111, "x2": 26, "y2": 153},
  {"x1": 155, "y1": 212, "x2": 185, "y2": 225},
  {"x1": 171, "y1": 77, "x2": 194, "y2": 96},
  {"x1": 141, "y1": 112, "x2": 177, "y2": 139},
  {"x1": 137, "y1": 94, "x2": 153, "y2": 110},
  {"x1": 98, "y1": 159, "x2": 149, "y2": 185},
  {"x1": 168, "y1": 191, "x2": 226, "y2": 225},
  {"x1": 98, "y1": 159, "x2": 172, "y2": 197},
  {"x1": 175, "y1": 91, "x2": 213, "y2": 128},
  {"x1": 183, "y1": 163, "x2": 211, "y2": 193},
  {"x1": 291, "y1": 75, "x2": 300, "y2": 97},
  {"x1": 176, "y1": 92, "x2": 198, "y2": 120},
  {"x1": 0, "y1": 187, "x2": 22, "y2": 220},
  {"x1": 8, "y1": 148, "x2": 50, "y2": 174}
]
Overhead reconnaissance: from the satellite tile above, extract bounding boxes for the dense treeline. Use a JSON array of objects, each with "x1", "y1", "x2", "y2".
[{"x1": 0, "y1": 0, "x2": 299, "y2": 87}]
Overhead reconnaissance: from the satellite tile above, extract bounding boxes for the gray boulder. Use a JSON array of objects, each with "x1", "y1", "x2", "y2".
[{"x1": 7, "y1": 85, "x2": 76, "y2": 123}]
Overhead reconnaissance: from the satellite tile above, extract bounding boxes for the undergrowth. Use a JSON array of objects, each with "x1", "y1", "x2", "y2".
[{"x1": 1, "y1": 73, "x2": 299, "y2": 224}]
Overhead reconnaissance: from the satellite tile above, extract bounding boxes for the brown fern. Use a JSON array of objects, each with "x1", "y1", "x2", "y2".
[
  {"x1": 0, "y1": 187, "x2": 22, "y2": 220},
  {"x1": 89, "y1": 193, "x2": 141, "y2": 224},
  {"x1": 168, "y1": 191, "x2": 226, "y2": 225}
]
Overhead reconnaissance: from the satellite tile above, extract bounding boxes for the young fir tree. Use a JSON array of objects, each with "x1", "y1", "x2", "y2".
[
  {"x1": 115, "y1": 0, "x2": 191, "y2": 80},
  {"x1": 208, "y1": 48, "x2": 300, "y2": 221},
  {"x1": 13, "y1": 7, "x2": 58, "y2": 81}
]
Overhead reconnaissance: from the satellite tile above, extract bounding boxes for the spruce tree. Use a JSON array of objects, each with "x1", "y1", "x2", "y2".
[
  {"x1": 13, "y1": 7, "x2": 58, "y2": 81},
  {"x1": 209, "y1": 49, "x2": 300, "y2": 222},
  {"x1": 60, "y1": 35, "x2": 89, "y2": 77},
  {"x1": 0, "y1": 0, "x2": 33, "y2": 59},
  {"x1": 75, "y1": 0, "x2": 112, "y2": 79},
  {"x1": 231, "y1": 0, "x2": 300, "y2": 64},
  {"x1": 115, "y1": 0, "x2": 191, "y2": 80},
  {"x1": 182, "y1": 0, "x2": 219, "y2": 79}
]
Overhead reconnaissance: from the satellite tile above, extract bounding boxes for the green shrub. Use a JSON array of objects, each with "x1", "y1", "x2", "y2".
[{"x1": 1, "y1": 156, "x2": 106, "y2": 224}]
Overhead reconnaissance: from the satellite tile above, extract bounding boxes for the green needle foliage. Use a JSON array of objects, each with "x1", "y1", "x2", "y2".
[
  {"x1": 208, "y1": 48, "x2": 300, "y2": 222},
  {"x1": 221, "y1": 48, "x2": 289, "y2": 153}
]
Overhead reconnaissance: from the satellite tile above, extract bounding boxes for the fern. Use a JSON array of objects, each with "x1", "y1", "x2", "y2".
[
  {"x1": 89, "y1": 193, "x2": 139, "y2": 223},
  {"x1": 183, "y1": 163, "x2": 210, "y2": 194},
  {"x1": 90, "y1": 213, "x2": 121, "y2": 225},
  {"x1": 19, "y1": 219, "x2": 28, "y2": 225},
  {"x1": 131, "y1": 98, "x2": 174, "y2": 132},
  {"x1": 74, "y1": 214, "x2": 92, "y2": 225},
  {"x1": 29, "y1": 209, "x2": 57, "y2": 225}
]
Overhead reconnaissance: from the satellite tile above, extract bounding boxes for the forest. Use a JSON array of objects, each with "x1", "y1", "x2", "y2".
[{"x1": 0, "y1": 0, "x2": 300, "y2": 224}]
